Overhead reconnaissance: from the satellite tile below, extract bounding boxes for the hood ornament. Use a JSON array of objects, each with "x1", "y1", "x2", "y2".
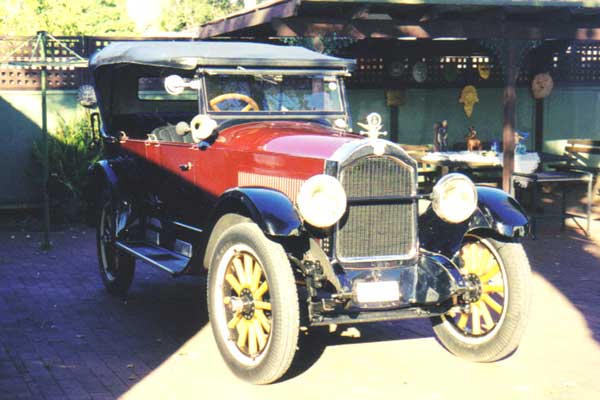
[{"x1": 358, "y1": 112, "x2": 387, "y2": 155}]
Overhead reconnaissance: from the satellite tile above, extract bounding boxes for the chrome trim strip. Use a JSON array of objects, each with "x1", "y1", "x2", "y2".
[{"x1": 172, "y1": 221, "x2": 204, "y2": 233}]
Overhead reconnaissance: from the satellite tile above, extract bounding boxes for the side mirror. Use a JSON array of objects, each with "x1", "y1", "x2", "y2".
[{"x1": 164, "y1": 75, "x2": 200, "y2": 96}]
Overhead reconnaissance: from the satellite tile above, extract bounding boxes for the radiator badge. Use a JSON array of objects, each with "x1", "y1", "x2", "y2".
[{"x1": 358, "y1": 112, "x2": 387, "y2": 155}]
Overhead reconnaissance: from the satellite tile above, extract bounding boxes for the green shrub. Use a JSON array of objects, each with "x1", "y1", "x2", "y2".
[{"x1": 31, "y1": 111, "x2": 101, "y2": 222}]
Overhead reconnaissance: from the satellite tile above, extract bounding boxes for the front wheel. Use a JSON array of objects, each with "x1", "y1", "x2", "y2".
[
  {"x1": 431, "y1": 234, "x2": 531, "y2": 361},
  {"x1": 207, "y1": 221, "x2": 299, "y2": 384}
]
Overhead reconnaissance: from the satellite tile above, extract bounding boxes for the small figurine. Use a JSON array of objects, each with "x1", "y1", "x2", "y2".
[
  {"x1": 433, "y1": 120, "x2": 449, "y2": 152},
  {"x1": 465, "y1": 126, "x2": 482, "y2": 151},
  {"x1": 515, "y1": 130, "x2": 529, "y2": 154}
]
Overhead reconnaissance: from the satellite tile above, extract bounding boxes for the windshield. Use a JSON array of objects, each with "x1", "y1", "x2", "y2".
[{"x1": 204, "y1": 74, "x2": 345, "y2": 114}]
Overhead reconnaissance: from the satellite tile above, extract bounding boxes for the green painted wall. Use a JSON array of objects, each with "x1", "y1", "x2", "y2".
[
  {"x1": 0, "y1": 90, "x2": 79, "y2": 206},
  {"x1": 349, "y1": 87, "x2": 536, "y2": 149}
]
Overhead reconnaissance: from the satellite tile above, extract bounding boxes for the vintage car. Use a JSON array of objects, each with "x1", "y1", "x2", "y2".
[{"x1": 87, "y1": 41, "x2": 531, "y2": 384}]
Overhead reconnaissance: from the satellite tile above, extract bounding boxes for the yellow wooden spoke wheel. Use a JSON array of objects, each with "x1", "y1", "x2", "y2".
[
  {"x1": 223, "y1": 251, "x2": 272, "y2": 357},
  {"x1": 208, "y1": 220, "x2": 299, "y2": 384},
  {"x1": 448, "y1": 240, "x2": 506, "y2": 337},
  {"x1": 431, "y1": 234, "x2": 531, "y2": 362}
]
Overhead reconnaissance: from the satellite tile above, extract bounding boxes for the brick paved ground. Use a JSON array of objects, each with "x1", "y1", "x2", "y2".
[{"x1": 0, "y1": 212, "x2": 599, "y2": 399}]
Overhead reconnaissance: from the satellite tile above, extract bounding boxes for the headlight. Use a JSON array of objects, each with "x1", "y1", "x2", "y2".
[
  {"x1": 297, "y1": 175, "x2": 347, "y2": 228},
  {"x1": 432, "y1": 173, "x2": 478, "y2": 224}
]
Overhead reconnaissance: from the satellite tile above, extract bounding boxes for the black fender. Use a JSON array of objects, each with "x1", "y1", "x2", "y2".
[
  {"x1": 209, "y1": 187, "x2": 303, "y2": 237},
  {"x1": 419, "y1": 186, "x2": 528, "y2": 258},
  {"x1": 201, "y1": 187, "x2": 303, "y2": 270},
  {"x1": 85, "y1": 159, "x2": 121, "y2": 224}
]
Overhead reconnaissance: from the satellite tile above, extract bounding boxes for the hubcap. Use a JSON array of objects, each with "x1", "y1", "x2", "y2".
[
  {"x1": 447, "y1": 240, "x2": 507, "y2": 337},
  {"x1": 221, "y1": 250, "x2": 272, "y2": 358}
]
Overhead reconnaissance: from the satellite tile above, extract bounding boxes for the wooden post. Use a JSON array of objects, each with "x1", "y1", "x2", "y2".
[
  {"x1": 534, "y1": 98, "x2": 544, "y2": 153},
  {"x1": 502, "y1": 42, "x2": 517, "y2": 193},
  {"x1": 389, "y1": 105, "x2": 399, "y2": 143}
]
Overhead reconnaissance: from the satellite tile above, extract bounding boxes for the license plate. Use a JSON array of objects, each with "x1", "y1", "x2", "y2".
[{"x1": 355, "y1": 281, "x2": 400, "y2": 303}]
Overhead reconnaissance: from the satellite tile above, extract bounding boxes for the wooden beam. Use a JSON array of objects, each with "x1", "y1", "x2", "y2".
[
  {"x1": 256, "y1": 16, "x2": 600, "y2": 40},
  {"x1": 197, "y1": 0, "x2": 298, "y2": 39}
]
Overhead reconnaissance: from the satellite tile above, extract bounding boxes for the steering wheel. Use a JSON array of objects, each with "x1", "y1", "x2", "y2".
[{"x1": 209, "y1": 93, "x2": 260, "y2": 112}]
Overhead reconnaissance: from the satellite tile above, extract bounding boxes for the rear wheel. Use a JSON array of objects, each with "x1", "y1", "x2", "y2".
[
  {"x1": 431, "y1": 234, "x2": 531, "y2": 361},
  {"x1": 96, "y1": 200, "x2": 135, "y2": 295},
  {"x1": 208, "y1": 221, "x2": 299, "y2": 384}
]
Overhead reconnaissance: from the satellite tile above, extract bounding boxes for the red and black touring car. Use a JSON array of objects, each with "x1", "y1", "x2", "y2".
[{"x1": 87, "y1": 41, "x2": 531, "y2": 384}]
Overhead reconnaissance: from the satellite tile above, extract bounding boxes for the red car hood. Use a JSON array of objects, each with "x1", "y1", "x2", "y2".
[{"x1": 217, "y1": 121, "x2": 361, "y2": 160}]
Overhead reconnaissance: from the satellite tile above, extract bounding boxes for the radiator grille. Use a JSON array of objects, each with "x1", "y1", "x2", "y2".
[{"x1": 336, "y1": 156, "x2": 417, "y2": 261}]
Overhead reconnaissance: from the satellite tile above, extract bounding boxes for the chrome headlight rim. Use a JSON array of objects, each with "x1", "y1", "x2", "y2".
[
  {"x1": 432, "y1": 173, "x2": 478, "y2": 224},
  {"x1": 297, "y1": 174, "x2": 347, "y2": 229}
]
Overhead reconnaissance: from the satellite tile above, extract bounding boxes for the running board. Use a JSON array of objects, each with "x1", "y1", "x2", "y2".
[{"x1": 116, "y1": 241, "x2": 189, "y2": 276}]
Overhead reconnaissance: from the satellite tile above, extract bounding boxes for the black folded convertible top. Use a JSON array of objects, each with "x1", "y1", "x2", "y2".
[{"x1": 90, "y1": 41, "x2": 355, "y2": 70}]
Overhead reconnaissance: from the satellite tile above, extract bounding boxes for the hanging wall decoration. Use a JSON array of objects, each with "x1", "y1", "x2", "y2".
[
  {"x1": 459, "y1": 85, "x2": 479, "y2": 118},
  {"x1": 478, "y1": 63, "x2": 491, "y2": 80},
  {"x1": 531, "y1": 72, "x2": 554, "y2": 99},
  {"x1": 412, "y1": 61, "x2": 427, "y2": 83}
]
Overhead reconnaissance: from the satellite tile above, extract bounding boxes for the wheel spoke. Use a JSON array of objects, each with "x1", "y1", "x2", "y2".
[
  {"x1": 225, "y1": 273, "x2": 242, "y2": 295},
  {"x1": 480, "y1": 263, "x2": 500, "y2": 283},
  {"x1": 478, "y1": 300, "x2": 495, "y2": 330},
  {"x1": 236, "y1": 319, "x2": 249, "y2": 349},
  {"x1": 481, "y1": 293, "x2": 503, "y2": 314},
  {"x1": 254, "y1": 281, "x2": 268, "y2": 300},
  {"x1": 471, "y1": 302, "x2": 482, "y2": 335},
  {"x1": 251, "y1": 261, "x2": 262, "y2": 292},
  {"x1": 243, "y1": 254, "x2": 254, "y2": 287},
  {"x1": 248, "y1": 319, "x2": 258, "y2": 355},
  {"x1": 457, "y1": 313, "x2": 469, "y2": 330},
  {"x1": 255, "y1": 310, "x2": 271, "y2": 333},
  {"x1": 482, "y1": 284, "x2": 504, "y2": 294},
  {"x1": 254, "y1": 300, "x2": 271, "y2": 311},
  {"x1": 232, "y1": 256, "x2": 247, "y2": 286},
  {"x1": 253, "y1": 319, "x2": 268, "y2": 351},
  {"x1": 228, "y1": 313, "x2": 242, "y2": 329}
]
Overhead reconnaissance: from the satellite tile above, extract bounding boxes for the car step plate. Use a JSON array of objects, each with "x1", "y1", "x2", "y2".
[{"x1": 355, "y1": 281, "x2": 400, "y2": 303}]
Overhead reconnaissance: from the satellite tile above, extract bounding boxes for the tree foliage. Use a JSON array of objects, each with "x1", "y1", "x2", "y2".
[
  {"x1": 0, "y1": 0, "x2": 136, "y2": 36},
  {"x1": 0, "y1": 0, "x2": 244, "y2": 36},
  {"x1": 160, "y1": 0, "x2": 243, "y2": 32}
]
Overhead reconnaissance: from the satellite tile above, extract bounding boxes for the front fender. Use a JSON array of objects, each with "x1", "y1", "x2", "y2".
[
  {"x1": 419, "y1": 186, "x2": 528, "y2": 258},
  {"x1": 210, "y1": 187, "x2": 302, "y2": 237}
]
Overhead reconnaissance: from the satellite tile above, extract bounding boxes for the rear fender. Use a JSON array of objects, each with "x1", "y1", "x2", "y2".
[{"x1": 419, "y1": 186, "x2": 528, "y2": 258}]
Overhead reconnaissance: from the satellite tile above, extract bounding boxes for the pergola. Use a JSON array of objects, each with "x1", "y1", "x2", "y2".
[{"x1": 196, "y1": 0, "x2": 600, "y2": 191}]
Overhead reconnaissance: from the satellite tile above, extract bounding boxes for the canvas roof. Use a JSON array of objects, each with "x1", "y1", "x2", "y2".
[{"x1": 89, "y1": 41, "x2": 355, "y2": 70}]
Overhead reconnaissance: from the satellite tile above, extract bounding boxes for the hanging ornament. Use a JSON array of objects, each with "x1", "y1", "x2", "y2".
[
  {"x1": 412, "y1": 62, "x2": 427, "y2": 83},
  {"x1": 478, "y1": 63, "x2": 491, "y2": 80},
  {"x1": 531, "y1": 72, "x2": 554, "y2": 99},
  {"x1": 459, "y1": 85, "x2": 479, "y2": 118}
]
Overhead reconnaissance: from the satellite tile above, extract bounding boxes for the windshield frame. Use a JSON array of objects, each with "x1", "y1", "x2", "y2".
[{"x1": 197, "y1": 67, "x2": 351, "y2": 120}]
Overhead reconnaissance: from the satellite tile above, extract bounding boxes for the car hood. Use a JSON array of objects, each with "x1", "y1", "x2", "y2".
[{"x1": 217, "y1": 121, "x2": 361, "y2": 160}]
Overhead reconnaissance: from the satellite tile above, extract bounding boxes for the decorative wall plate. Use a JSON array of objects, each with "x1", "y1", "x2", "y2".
[
  {"x1": 443, "y1": 64, "x2": 458, "y2": 82},
  {"x1": 531, "y1": 72, "x2": 554, "y2": 99},
  {"x1": 412, "y1": 62, "x2": 427, "y2": 83},
  {"x1": 389, "y1": 60, "x2": 405, "y2": 78}
]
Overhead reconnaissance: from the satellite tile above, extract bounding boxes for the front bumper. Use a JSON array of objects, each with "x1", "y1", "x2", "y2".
[{"x1": 308, "y1": 252, "x2": 466, "y2": 326}]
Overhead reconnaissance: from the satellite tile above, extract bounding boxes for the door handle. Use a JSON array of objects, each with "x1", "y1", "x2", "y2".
[{"x1": 179, "y1": 162, "x2": 192, "y2": 171}]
